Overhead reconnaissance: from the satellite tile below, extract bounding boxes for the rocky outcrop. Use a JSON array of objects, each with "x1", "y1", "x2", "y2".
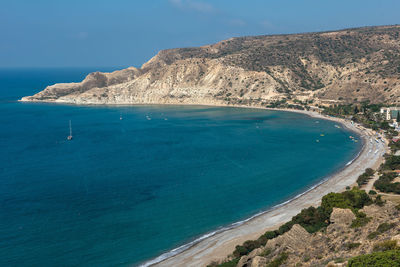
[
  {"x1": 265, "y1": 224, "x2": 311, "y2": 252},
  {"x1": 21, "y1": 25, "x2": 400, "y2": 106},
  {"x1": 232, "y1": 202, "x2": 400, "y2": 267}
]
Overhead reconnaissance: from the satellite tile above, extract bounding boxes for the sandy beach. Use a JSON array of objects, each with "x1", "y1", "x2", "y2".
[{"x1": 147, "y1": 108, "x2": 387, "y2": 267}]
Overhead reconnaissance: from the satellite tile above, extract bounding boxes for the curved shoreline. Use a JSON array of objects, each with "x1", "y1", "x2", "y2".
[
  {"x1": 144, "y1": 107, "x2": 387, "y2": 267},
  {"x1": 18, "y1": 100, "x2": 387, "y2": 267}
]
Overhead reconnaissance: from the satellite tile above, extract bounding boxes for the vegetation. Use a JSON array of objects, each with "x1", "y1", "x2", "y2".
[
  {"x1": 230, "y1": 188, "x2": 372, "y2": 261},
  {"x1": 266, "y1": 253, "x2": 288, "y2": 267},
  {"x1": 346, "y1": 242, "x2": 361, "y2": 250},
  {"x1": 373, "y1": 240, "x2": 399, "y2": 252},
  {"x1": 320, "y1": 187, "x2": 372, "y2": 216},
  {"x1": 356, "y1": 168, "x2": 375, "y2": 187},
  {"x1": 367, "y1": 222, "x2": 396, "y2": 239},
  {"x1": 350, "y1": 212, "x2": 371, "y2": 228},
  {"x1": 207, "y1": 258, "x2": 239, "y2": 267},
  {"x1": 348, "y1": 249, "x2": 400, "y2": 266},
  {"x1": 374, "y1": 172, "x2": 400, "y2": 194},
  {"x1": 380, "y1": 155, "x2": 400, "y2": 171},
  {"x1": 374, "y1": 195, "x2": 386, "y2": 206}
]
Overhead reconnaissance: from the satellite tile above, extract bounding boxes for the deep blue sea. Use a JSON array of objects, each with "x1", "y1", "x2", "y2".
[{"x1": 0, "y1": 68, "x2": 361, "y2": 266}]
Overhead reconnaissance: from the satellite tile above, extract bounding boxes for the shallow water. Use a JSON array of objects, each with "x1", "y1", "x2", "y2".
[{"x1": 0, "y1": 69, "x2": 361, "y2": 266}]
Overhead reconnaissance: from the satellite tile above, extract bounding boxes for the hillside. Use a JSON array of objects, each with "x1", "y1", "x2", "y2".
[{"x1": 21, "y1": 25, "x2": 400, "y2": 106}]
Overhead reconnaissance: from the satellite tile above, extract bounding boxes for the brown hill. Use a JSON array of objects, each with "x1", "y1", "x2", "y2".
[{"x1": 21, "y1": 25, "x2": 400, "y2": 106}]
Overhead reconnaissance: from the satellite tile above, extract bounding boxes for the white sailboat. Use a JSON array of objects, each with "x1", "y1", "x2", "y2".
[{"x1": 67, "y1": 120, "x2": 73, "y2": 140}]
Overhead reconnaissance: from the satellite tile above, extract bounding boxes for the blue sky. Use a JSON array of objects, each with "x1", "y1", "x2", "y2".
[{"x1": 0, "y1": 0, "x2": 399, "y2": 68}]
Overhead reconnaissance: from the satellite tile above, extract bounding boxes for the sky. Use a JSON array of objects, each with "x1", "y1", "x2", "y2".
[{"x1": 0, "y1": 0, "x2": 399, "y2": 68}]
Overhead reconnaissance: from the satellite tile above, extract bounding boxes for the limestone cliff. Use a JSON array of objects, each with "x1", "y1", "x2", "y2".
[{"x1": 21, "y1": 25, "x2": 400, "y2": 106}]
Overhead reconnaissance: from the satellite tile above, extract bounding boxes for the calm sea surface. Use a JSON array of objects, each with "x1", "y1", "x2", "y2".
[{"x1": 0, "y1": 68, "x2": 361, "y2": 266}]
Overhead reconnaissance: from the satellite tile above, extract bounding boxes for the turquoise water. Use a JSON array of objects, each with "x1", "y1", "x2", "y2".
[{"x1": 0, "y1": 69, "x2": 361, "y2": 266}]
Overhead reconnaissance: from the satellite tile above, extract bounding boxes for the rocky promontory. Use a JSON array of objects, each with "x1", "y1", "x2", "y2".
[{"x1": 21, "y1": 25, "x2": 400, "y2": 106}]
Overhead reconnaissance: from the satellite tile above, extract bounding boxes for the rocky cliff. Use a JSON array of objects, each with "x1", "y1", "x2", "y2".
[
  {"x1": 21, "y1": 25, "x2": 400, "y2": 106},
  {"x1": 231, "y1": 203, "x2": 400, "y2": 267}
]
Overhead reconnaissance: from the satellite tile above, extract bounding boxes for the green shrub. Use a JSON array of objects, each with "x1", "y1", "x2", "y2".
[
  {"x1": 291, "y1": 206, "x2": 328, "y2": 233},
  {"x1": 231, "y1": 188, "x2": 372, "y2": 258},
  {"x1": 321, "y1": 187, "x2": 372, "y2": 217},
  {"x1": 211, "y1": 258, "x2": 240, "y2": 267},
  {"x1": 346, "y1": 242, "x2": 361, "y2": 250},
  {"x1": 351, "y1": 212, "x2": 371, "y2": 228},
  {"x1": 373, "y1": 240, "x2": 399, "y2": 252},
  {"x1": 260, "y1": 248, "x2": 272, "y2": 257},
  {"x1": 233, "y1": 240, "x2": 261, "y2": 257},
  {"x1": 368, "y1": 190, "x2": 377, "y2": 195},
  {"x1": 348, "y1": 250, "x2": 400, "y2": 266},
  {"x1": 357, "y1": 168, "x2": 374, "y2": 186},
  {"x1": 374, "y1": 195, "x2": 386, "y2": 206},
  {"x1": 267, "y1": 252, "x2": 288, "y2": 267},
  {"x1": 377, "y1": 222, "x2": 396, "y2": 233},
  {"x1": 374, "y1": 171, "x2": 400, "y2": 194},
  {"x1": 368, "y1": 231, "x2": 379, "y2": 240}
]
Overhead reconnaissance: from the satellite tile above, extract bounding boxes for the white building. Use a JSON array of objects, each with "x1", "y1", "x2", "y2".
[{"x1": 380, "y1": 107, "x2": 400, "y2": 121}]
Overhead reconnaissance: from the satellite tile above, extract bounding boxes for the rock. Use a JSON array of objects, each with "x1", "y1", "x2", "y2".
[
  {"x1": 248, "y1": 247, "x2": 263, "y2": 258},
  {"x1": 236, "y1": 255, "x2": 249, "y2": 267},
  {"x1": 330, "y1": 208, "x2": 356, "y2": 226},
  {"x1": 21, "y1": 25, "x2": 400, "y2": 106},
  {"x1": 265, "y1": 224, "x2": 311, "y2": 252},
  {"x1": 250, "y1": 256, "x2": 267, "y2": 267}
]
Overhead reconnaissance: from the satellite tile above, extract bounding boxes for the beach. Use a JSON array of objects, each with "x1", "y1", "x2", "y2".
[{"x1": 148, "y1": 108, "x2": 387, "y2": 267}]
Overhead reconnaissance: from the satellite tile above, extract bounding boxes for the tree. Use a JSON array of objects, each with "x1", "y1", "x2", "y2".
[{"x1": 397, "y1": 111, "x2": 400, "y2": 123}]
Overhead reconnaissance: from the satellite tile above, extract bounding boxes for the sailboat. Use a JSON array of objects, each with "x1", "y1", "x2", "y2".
[{"x1": 67, "y1": 120, "x2": 73, "y2": 140}]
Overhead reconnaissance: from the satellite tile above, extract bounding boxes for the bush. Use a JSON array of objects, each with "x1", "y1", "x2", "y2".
[
  {"x1": 348, "y1": 250, "x2": 400, "y2": 266},
  {"x1": 233, "y1": 240, "x2": 261, "y2": 257},
  {"x1": 291, "y1": 206, "x2": 328, "y2": 233},
  {"x1": 374, "y1": 172, "x2": 400, "y2": 194},
  {"x1": 267, "y1": 252, "x2": 289, "y2": 267},
  {"x1": 368, "y1": 231, "x2": 379, "y2": 239},
  {"x1": 321, "y1": 187, "x2": 372, "y2": 217},
  {"x1": 351, "y1": 212, "x2": 371, "y2": 228},
  {"x1": 368, "y1": 190, "x2": 377, "y2": 195},
  {"x1": 373, "y1": 240, "x2": 399, "y2": 252},
  {"x1": 356, "y1": 168, "x2": 375, "y2": 186},
  {"x1": 377, "y1": 222, "x2": 396, "y2": 233},
  {"x1": 210, "y1": 258, "x2": 240, "y2": 267},
  {"x1": 374, "y1": 195, "x2": 386, "y2": 206},
  {"x1": 346, "y1": 242, "x2": 361, "y2": 250},
  {"x1": 231, "y1": 188, "x2": 372, "y2": 258}
]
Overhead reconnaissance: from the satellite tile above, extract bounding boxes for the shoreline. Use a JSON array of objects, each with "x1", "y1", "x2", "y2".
[
  {"x1": 18, "y1": 100, "x2": 387, "y2": 267},
  {"x1": 143, "y1": 106, "x2": 387, "y2": 267}
]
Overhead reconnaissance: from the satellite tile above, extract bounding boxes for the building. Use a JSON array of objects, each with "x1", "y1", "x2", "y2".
[{"x1": 380, "y1": 107, "x2": 400, "y2": 121}]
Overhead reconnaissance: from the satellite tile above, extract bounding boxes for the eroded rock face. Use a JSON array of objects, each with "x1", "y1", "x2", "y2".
[
  {"x1": 266, "y1": 224, "x2": 311, "y2": 252},
  {"x1": 225, "y1": 202, "x2": 400, "y2": 267},
  {"x1": 330, "y1": 208, "x2": 356, "y2": 226},
  {"x1": 21, "y1": 25, "x2": 400, "y2": 106},
  {"x1": 249, "y1": 256, "x2": 267, "y2": 267}
]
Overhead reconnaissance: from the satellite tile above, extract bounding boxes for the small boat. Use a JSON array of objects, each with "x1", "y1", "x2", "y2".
[
  {"x1": 316, "y1": 139, "x2": 320, "y2": 143},
  {"x1": 120, "y1": 115, "x2": 123, "y2": 120},
  {"x1": 67, "y1": 120, "x2": 73, "y2": 140},
  {"x1": 320, "y1": 134, "x2": 325, "y2": 136}
]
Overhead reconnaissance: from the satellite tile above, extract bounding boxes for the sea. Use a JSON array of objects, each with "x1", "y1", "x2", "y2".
[{"x1": 0, "y1": 68, "x2": 362, "y2": 266}]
